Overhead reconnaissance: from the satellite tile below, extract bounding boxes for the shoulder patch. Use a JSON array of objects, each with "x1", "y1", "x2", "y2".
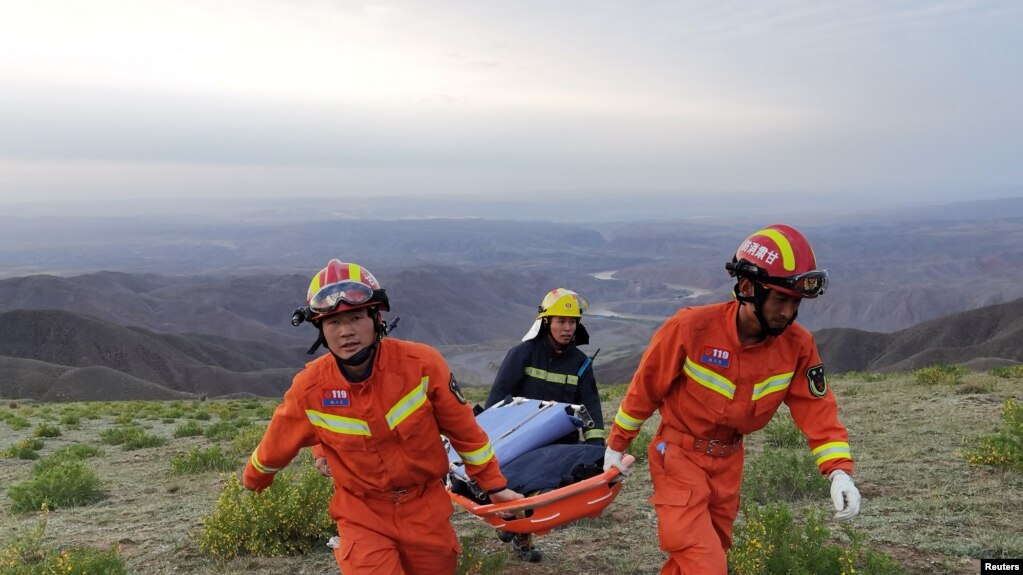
[
  {"x1": 449, "y1": 374, "x2": 467, "y2": 404},
  {"x1": 807, "y1": 363, "x2": 827, "y2": 398}
]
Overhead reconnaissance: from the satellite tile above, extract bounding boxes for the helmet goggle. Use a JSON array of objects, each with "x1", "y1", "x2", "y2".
[
  {"x1": 308, "y1": 281, "x2": 376, "y2": 314},
  {"x1": 759, "y1": 270, "x2": 829, "y2": 298},
  {"x1": 728, "y1": 260, "x2": 828, "y2": 298}
]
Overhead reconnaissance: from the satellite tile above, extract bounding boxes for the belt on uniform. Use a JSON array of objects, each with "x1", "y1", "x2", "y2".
[
  {"x1": 659, "y1": 425, "x2": 743, "y2": 458},
  {"x1": 347, "y1": 483, "x2": 430, "y2": 503}
]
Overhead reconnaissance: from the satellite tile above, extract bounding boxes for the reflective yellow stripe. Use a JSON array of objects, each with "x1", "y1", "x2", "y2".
[
  {"x1": 348, "y1": 262, "x2": 363, "y2": 281},
  {"x1": 306, "y1": 409, "x2": 371, "y2": 436},
  {"x1": 812, "y1": 441, "x2": 851, "y2": 466},
  {"x1": 250, "y1": 450, "x2": 282, "y2": 474},
  {"x1": 758, "y1": 228, "x2": 796, "y2": 272},
  {"x1": 524, "y1": 366, "x2": 579, "y2": 386},
  {"x1": 684, "y1": 357, "x2": 736, "y2": 400},
  {"x1": 614, "y1": 407, "x2": 644, "y2": 431},
  {"x1": 752, "y1": 372, "x2": 793, "y2": 400},
  {"x1": 458, "y1": 441, "x2": 495, "y2": 466},
  {"x1": 583, "y1": 428, "x2": 606, "y2": 441},
  {"x1": 386, "y1": 378, "x2": 429, "y2": 430}
]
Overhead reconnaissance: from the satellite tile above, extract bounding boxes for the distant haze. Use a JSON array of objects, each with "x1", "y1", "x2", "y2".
[{"x1": 1, "y1": 1, "x2": 1022, "y2": 213}]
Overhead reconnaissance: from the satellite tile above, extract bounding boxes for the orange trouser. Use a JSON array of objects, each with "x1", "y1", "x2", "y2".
[
  {"x1": 332, "y1": 480, "x2": 460, "y2": 575},
  {"x1": 647, "y1": 435, "x2": 744, "y2": 575}
]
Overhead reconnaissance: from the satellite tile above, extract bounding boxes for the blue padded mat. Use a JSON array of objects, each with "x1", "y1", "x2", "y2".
[{"x1": 447, "y1": 398, "x2": 581, "y2": 479}]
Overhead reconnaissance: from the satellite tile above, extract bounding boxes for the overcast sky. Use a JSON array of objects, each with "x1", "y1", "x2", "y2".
[{"x1": 1, "y1": 1, "x2": 1021, "y2": 215}]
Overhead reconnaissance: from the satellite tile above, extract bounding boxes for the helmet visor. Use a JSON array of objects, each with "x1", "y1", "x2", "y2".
[
  {"x1": 308, "y1": 281, "x2": 376, "y2": 314},
  {"x1": 763, "y1": 270, "x2": 829, "y2": 298}
]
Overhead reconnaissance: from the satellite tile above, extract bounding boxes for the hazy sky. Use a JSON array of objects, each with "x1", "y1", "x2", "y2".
[{"x1": 1, "y1": 1, "x2": 1021, "y2": 212}]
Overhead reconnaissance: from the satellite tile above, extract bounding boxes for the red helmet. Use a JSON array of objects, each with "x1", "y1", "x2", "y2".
[
  {"x1": 304, "y1": 259, "x2": 390, "y2": 322},
  {"x1": 726, "y1": 224, "x2": 828, "y2": 298}
]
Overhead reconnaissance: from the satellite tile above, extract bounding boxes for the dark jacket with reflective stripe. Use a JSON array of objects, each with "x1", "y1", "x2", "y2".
[{"x1": 485, "y1": 337, "x2": 605, "y2": 442}]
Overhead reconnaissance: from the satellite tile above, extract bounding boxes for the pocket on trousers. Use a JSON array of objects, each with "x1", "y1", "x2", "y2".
[
  {"x1": 647, "y1": 489, "x2": 698, "y2": 552},
  {"x1": 339, "y1": 536, "x2": 355, "y2": 560}
]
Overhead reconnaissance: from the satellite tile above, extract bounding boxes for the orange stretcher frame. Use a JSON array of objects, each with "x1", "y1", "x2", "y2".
[{"x1": 447, "y1": 454, "x2": 635, "y2": 536}]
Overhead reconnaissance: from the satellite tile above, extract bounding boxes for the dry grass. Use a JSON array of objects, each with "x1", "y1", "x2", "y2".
[{"x1": 2, "y1": 372, "x2": 1022, "y2": 574}]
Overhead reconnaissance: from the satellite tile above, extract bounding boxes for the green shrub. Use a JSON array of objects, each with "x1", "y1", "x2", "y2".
[
  {"x1": 173, "y1": 420, "x2": 205, "y2": 438},
  {"x1": 3, "y1": 438, "x2": 45, "y2": 460},
  {"x1": 0, "y1": 509, "x2": 127, "y2": 575},
  {"x1": 230, "y1": 424, "x2": 268, "y2": 457},
  {"x1": 196, "y1": 465, "x2": 334, "y2": 558},
  {"x1": 7, "y1": 416, "x2": 30, "y2": 430},
  {"x1": 963, "y1": 398, "x2": 1023, "y2": 473},
  {"x1": 59, "y1": 413, "x2": 82, "y2": 428},
  {"x1": 913, "y1": 364, "x2": 968, "y2": 386},
  {"x1": 32, "y1": 423, "x2": 61, "y2": 438},
  {"x1": 991, "y1": 365, "x2": 1023, "y2": 379},
  {"x1": 33, "y1": 445, "x2": 104, "y2": 473},
  {"x1": 170, "y1": 445, "x2": 239, "y2": 474},
  {"x1": 162, "y1": 406, "x2": 186, "y2": 420},
  {"x1": 204, "y1": 420, "x2": 247, "y2": 442},
  {"x1": 7, "y1": 462, "x2": 104, "y2": 512},
  {"x1": 456, "y1": 527, "x2": 507, "y2": 575},
  {"x1": 741, "y1": 448, "x2": 829, "y2": 504},
  {"x1": 123, "y1": 432, "x2": 167, "y2": 450},
  {"x1": 190, "y1": 409, "x2": 213, "y2": 421},
  {"x1": 599, "y1": 383, "x2": 631, "y2": 402},
  {"x1": 55, "y1": 444, "x2": 105, "y2": 459},
  {"x1": 99, "y1": 424, "x2": 145, "y2": 445},
  {"x1": 112, "y1": 414, "x2": 134, "y2": 425},
  {"x1": 764, "y1": 414, "x2": 803, "y2": 449},
  {"x1": 729, "y1": 501, "x2": 906, "y2": 575},
  {"x1": 99, "y1": 424, "x2": 165, "y2": 450}
]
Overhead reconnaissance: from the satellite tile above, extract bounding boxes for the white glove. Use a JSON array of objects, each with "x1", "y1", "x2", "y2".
[
  {"x1": 829, "y1": 470, "x2": 860, "y2": 521},
  {"x1": 603, "y1": 447, "x2": 630, "y2": 476}
]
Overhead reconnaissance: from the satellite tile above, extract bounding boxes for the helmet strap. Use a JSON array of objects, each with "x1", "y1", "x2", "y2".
[
  {"x1": 307, "y1": 307, "x2": 386, "y2": 359},
  {"x1": 735, "y1": 281, "x2": 794, "y2": 339},
  {"x1": 305, "y1": 330, "x2": 326, "y2": 355},
  {"x1": 336, "y1": 341, "x2": 377, "y2": 367},
  {"x1": 333, "y1": 307, "x2": 385, "y2": 368}
]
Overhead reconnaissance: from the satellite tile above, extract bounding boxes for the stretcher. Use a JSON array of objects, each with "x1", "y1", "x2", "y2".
[{"x1": 444, "y1": 397, "x2": 635, "y2": 536}]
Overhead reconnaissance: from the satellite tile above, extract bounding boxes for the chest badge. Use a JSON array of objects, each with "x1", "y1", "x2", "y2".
[
  {"x1": 322, "y1": 388, "x2": 351, "y2": 407},
  {"x1": 700, "y1": 346, "x2": 732, "y2": 368}
]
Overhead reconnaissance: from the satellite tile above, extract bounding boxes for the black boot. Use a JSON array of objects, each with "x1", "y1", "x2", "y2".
[{"x1": 512, "y1": 533, "x2": 542, "y2": 562}]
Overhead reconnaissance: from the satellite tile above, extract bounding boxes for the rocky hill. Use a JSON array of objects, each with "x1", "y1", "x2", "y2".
[
  {"x1": 0, "y1": 310, "x2": 297, "y2": 400},
  {"x1": 815, "y1": 297, "x2": 1023, "y2": 372}
]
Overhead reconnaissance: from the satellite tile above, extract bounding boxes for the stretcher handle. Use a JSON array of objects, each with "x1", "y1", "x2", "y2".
[{"x1": 453, "y1": 453, "x2": 635, "y2": 517}]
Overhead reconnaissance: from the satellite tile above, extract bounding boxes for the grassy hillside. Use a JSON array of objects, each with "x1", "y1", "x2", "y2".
[{"x1": 1, "y1": 370, "x2": 1020, "y2": 574}]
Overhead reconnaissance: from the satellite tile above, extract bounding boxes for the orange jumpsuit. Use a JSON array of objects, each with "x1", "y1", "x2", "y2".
[
  {"x1": 243, "y1": 338, "x2": 507, "y2": 575},
  {"x1": 607, "y1": 301, "x2": 853, "y2": 575}
]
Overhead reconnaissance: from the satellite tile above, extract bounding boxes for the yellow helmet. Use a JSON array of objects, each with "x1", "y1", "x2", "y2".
[
  {"x1": 536, "y1": 288, "x2": 588, "y2": 319},
  {"x1": 522, "y1": 288, "x2": 590, "y2": 342}
]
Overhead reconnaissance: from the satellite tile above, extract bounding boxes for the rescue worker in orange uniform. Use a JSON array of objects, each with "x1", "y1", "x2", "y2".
[
  {"x1": 243, "y1": 259, "x2": 522, "y2": 575},
  {"x1": 603, "y1": 225, "x2": 861, "y2": 575}
]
